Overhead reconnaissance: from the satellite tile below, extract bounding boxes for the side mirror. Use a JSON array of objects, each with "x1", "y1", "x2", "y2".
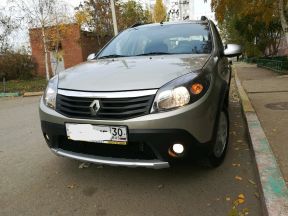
[
  {"x1": 224, "y1": 44, "x2": 242, "y2": 57},
  {"x1": 87, "y1": 53, "x2": 96, "y2": 61}
]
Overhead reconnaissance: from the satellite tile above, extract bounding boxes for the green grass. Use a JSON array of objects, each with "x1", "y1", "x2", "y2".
[{"x1": 0, "y1": 77, "x2": 47, "y2": 94}]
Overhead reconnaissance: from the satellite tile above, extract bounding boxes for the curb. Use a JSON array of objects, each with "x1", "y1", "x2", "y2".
[
  {"x1": 234, "y1": 67, "x2": 288, "y2": 216},
  {"x1": 23, "y1": 91, "x2": 43, "y2": 97},
  {"x1": 0, "y1": 92, "x2": 43, "y2": 97},
  {"x1": 0, "y1": 92, "x2": 20, "y2": 97}
]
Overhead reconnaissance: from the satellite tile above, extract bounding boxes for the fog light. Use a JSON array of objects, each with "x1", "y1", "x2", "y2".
[{"x1": 172, "y1": 144, "x2": 184, "y2": 154}]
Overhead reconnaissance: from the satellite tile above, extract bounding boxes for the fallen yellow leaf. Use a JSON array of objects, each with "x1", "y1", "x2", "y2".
[
  {"x1": 238, "y1": 194, "x2": 245, "y2": 199},
  {"x1": 237, "y1": 198, "x2": 245, "y2": 204},
  {"x1": 66, "y1": 183, "x2": 77, "y2": 189},
  {"x1": 248, "y1": 179, "x2": 256, "y2": 185},
  {"x1": 235, "y1": 194, "x2": 246, "y2": 205},
  {"x1": 235, "y1": 176, "x2": 243, "y2": 181}
]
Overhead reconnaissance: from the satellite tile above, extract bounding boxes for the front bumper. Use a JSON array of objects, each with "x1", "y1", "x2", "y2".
[
  {"x1": 41, "y1": 121, "x2": 212, "y2": 168},
  {"x1": 39, "y1": 85, "x2": 219, "y2": 168}
]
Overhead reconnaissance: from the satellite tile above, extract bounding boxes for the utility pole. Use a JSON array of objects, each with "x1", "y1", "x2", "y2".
[{"x1": 110, "y1": 0, "x2": 118, "y2": 36}]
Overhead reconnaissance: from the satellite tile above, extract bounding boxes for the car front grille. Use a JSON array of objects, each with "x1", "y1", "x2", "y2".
[{"x1": 56, "y1": 93, "x2": 155, "y2": 120}]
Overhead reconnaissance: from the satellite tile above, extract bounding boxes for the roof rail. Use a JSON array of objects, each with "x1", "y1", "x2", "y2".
[
  {"x1": 183, "y1": 16, "x2": 189, "y2": 20},
  {"x1": 130, "y1": 22, "x2": 144, "y2": 28},
  {"x1": 200, "y1": 16, "x2": 209, "y2": 21}
]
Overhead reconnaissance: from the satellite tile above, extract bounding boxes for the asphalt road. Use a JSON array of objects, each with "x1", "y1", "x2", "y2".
[{"x1": 0, "y1": 80, "x2": 262, "y2": 216}]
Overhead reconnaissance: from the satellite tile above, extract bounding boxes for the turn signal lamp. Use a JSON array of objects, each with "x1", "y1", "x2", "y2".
[{"x1": 191, "y1": 83, "x2": 204, "y2": 95}]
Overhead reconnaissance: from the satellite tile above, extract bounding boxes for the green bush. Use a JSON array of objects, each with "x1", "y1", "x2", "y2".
[{"x1": 0, "y1": 51, "x2": 36, "y2": 80}]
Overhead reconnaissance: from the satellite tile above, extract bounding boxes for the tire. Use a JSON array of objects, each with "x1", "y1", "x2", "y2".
[{"x1": 207, "y1": 107, "x2": 229, "y2": 167}]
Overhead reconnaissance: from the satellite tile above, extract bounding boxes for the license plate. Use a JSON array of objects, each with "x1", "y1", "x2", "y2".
[{"x1": 66, "y1": 123, "x2": 128, "y2": 145}]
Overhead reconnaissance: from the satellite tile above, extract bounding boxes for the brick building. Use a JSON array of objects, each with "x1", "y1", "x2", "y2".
[{"x1": 29, "y1": 23, "x2": 110, "y2": 76}]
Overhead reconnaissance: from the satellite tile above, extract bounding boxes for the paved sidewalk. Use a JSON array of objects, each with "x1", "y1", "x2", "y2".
[{"x1": 235, "y1": 62, "x2": 288, "y2": 183}]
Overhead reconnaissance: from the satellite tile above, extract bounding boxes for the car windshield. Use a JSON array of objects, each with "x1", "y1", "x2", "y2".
[{"x1": 98, "y1": 23, "x2": 212, "y2": 59}]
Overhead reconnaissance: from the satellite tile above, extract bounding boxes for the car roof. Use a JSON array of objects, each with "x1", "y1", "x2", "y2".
[{"x1": 132, "y1": 20, "x2": 209, "y2": 29}]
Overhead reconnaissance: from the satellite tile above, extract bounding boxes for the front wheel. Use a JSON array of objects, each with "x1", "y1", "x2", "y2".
[{"x1": 207, "y1": 108, "x2": 229, "y2": 167}]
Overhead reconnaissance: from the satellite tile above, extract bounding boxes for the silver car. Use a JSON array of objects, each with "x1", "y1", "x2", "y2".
[{"x1": 39, "y1": 18, "x2": 241, "y2": 169}]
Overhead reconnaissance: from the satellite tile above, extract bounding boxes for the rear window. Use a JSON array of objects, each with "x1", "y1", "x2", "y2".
[{"x1": 98, "y1": 23, "x2": 212, "y2": 58}]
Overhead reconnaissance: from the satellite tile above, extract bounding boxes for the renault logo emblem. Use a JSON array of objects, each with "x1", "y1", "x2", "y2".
[{"x1": 89, "y1": 100, "x2": 100, "y2": 116}]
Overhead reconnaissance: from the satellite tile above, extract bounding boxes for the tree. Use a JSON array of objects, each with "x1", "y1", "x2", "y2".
[
  {"x1": 0, "y1": 8, "x2": 19, "y2": 53},
  {"x1": 153, "y1": 0, "x2": 166, "y2": 22},
  {"x1": 211, "y1": 0, "x2": 283, "y2": 56},
  {"x1": 75, "y1": 0, "x2": 114, "y2": 43},
  {"x1": 211, "y1": 0, "x2": 276, "y2": 24},
  {"x1": 118, "y1": 1, "x2": 152, "y2": 30},
  {"x1": 279, "y1": 0, "x2": 288, "y2": 45},
  {"x1": 75, "y1": 0, "x2": 152, "y2": 40},
  {"x1": 12, "y1": 0, "x2": 71, "y2": 80}
]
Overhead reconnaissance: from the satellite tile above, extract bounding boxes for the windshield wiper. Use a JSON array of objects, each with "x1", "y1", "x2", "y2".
[
  {"x1": 98, "y1": 54, "x2": 127, "y2": 59},
  {"x1": 98, "y1": 52, "x2": 176, "y2": 59},
  {"x1": 136, "y1": 52, "x2": 175, "y2": 56}
]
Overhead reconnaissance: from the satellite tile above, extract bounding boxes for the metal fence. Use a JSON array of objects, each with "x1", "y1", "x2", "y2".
[
  {"x1": 243, "y1": 57, "x2": 288, "y2": 74},
  {"x1": 257, "y1": 59, "x2": 288, "y2": 74}
]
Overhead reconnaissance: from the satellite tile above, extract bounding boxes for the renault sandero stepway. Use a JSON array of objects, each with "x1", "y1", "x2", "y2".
[{"x1": 39, "y1": 18, "x2": 241, "y2": 169}]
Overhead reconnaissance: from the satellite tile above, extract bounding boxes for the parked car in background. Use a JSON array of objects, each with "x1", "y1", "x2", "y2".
[{"x1": 39, "y1": 17, "x2": 241, "y2": 169}]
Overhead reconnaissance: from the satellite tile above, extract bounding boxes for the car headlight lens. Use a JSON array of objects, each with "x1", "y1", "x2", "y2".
[
  {"x1": 43, "y1": 75, "x2": 58, "y2": 109},
  {"x1": 151, "y1": 71, "x2": 211, "y2": 113},
  {"x1": 157, "y1": 87, "x2": 190, "y2": 110}
]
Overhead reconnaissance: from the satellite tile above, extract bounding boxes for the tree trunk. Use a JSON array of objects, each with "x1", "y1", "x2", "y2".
[
  {"x1": 53, "y1": 15, "x2": 60, "y2": 76},
  {"x1": 279, "y1": 0, "x2": 288, "y2": 46},
  {"x1": 41, "y1": 26, "x2": 50, "y2": 81}
]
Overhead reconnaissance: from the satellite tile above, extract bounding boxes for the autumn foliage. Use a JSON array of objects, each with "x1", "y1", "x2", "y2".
[
  {"x1": 75, "y1": 0, "x2": 152, "y2": 38},
  {"x1": 153, "y1": 0, "x2": 166, "y2": 22},
  {"x1": 117, "y1": 1, "x2": 152, "y2": 30},
  {"x1": 211, "y1": 0, "x2": 284, "y2": 56},
  {"x1": 211, "y1": 0, "x2": 277, "y2": 25}
]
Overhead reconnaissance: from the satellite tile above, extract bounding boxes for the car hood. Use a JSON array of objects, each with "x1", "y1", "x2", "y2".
[{"x1": 58, "y1": 54, "x2": 210, "y2": 91}]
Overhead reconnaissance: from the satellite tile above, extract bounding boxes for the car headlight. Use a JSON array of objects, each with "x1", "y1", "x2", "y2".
[
  {"x1": 43, "y1": 75, "x2": 58, "y2": 109},
  {"x1": 151, "y1": 71, "x2": 211, "y2": 113}
]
